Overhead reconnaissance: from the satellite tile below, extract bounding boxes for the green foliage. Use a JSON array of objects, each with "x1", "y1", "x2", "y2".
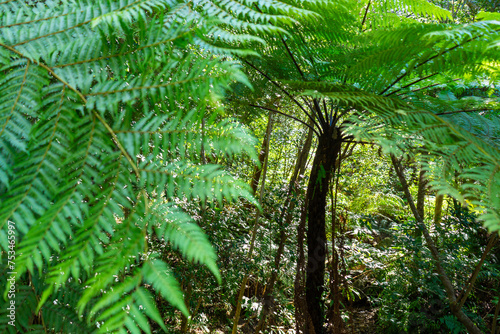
[
  {"x1": 1, "y1": 0, "x2": 499, "y2": 332},
  {"x1": 377, "y1": 208, "x2": 496, "y2": 333},
  {"x1": 0, "y1": 0, "x2": 309, "y2": 331}
]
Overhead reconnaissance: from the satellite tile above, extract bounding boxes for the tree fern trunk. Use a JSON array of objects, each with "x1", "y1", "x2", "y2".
[{"x1": 305, "y1": 132, "x2": 342, "y2": 334}]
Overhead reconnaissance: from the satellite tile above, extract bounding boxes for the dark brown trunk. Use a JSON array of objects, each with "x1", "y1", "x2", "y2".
[
  {"x1": 305, "y1": 133, "x2": 342, "y2": 334},
  {"x1": 295, "y1": 200, "x2": 309, "y2": 334}
]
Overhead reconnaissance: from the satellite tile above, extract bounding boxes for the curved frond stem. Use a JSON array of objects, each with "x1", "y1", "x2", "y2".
[
  {"x1": 249, "y1": 104, "x2": 320, "y2": 137},
  {"x1": 0, "y1": 11, "x2": 76, "y2": 29},
  {"x1": 385, "y1": 73, "x2": 438, "y2": 96},
  {"x1": 92, "y1": 111, "x2": 148, "y2": 210},
  {"x1": 0, "y1": 60, "x2": 30, "y2": 137},
  {"x1": 331, "y1": 104, "x2": 339, "y2": 125},
  {"x1": 312, "y1": 98, "x2": 328, "y2": 129},
  {"x1": 0, "y1": 43, "x2": 145, "y2": 204},
  {"x1": 398, "y1": 78, "x2": 461, "y2": 96},
  {"x1": 323, "y1": 99, "x2": 330, "y2": 123},
  {"x1": 280, "y1": 36, "x2": 305, "y2": 80},
  {"x1": 253, "y1": 3, "x2": 307, "y2": 80},
  {"x1": 54, "y1": 32, "x2": 192, "y2": 68},
  {"x1": 379, "y1": 29, "x2": 500, "y2": 95},
  {"x1": 321, "y1": 98, "x2": 330, "y2": 127},
  {"x1": 360, "y1": 0, "x2": 371, "y2": 32},
  {"x1": 12, "y1": 20, "x2": 93, "y2": 47},
  {"x1": 296, "y1": 30, "x2": 320, "y2": 78},
  {"x1": 299, "y1": 96, "x2": 323, "y2": 131},
  {"x1": 0, "y1": 87, "x2": 64, "y2": 225},
  {"x1": 243, "y1": 59, "x2": 320, "y2": 131},
  {"x1": 0, "y1": 43, "x2": 88, "y2": 104},
  {"x1": 92, "y1": 112, "x2": 140, "y2": 179},
  {"x1": 85, "y1": 76, "x2": 208, "y2": 96},
  {"x1": 336, "y1": 108, "x2": 353, "y2": 124},
  {"x1": 436, "y1": 108, "x2": 493, "y2": 115},
  {"x1": 300, "y1": 96, "x2": 313, "y2": 111},
  {"x1": 343, "y1": 140, "x2": 374, "y2": 145}
]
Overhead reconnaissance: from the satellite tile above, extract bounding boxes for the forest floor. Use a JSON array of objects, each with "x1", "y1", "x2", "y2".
[{"x1": 344, "y1": 306, "x2": 379, "y2": 334}]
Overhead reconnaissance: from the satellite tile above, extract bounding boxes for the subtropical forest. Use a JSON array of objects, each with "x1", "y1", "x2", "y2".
[{"x1": 1, "y1": 0, "x2": 500, "y2": 333}]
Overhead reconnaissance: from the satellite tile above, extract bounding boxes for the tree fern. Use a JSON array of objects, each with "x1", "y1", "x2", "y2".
[
  {"x1": 0, "y1": 0, "x2": 302, "y2": 332},
  {"x1": 228, "y1": 0, "x2": 500, "y2": 331}
]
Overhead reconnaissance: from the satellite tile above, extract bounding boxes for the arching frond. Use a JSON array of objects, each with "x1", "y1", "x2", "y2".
[{"x1": 0, "y1": 0, "x2": 276, "y2": 332}]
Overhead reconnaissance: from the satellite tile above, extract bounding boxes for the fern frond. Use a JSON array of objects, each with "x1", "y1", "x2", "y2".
[{"x1": 0, "y1": 0, "x2": 267, "y2": 332}]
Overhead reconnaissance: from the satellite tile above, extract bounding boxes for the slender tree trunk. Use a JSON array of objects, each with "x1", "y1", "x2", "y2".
[
  {"x1": 255, "y1": 123, "x2": 314, "y2": 333},
  {"x1": 180, "y1": 280, "x2": 193, "y2": 333},
  {"x1": 231, "y1": 111, "x2": 274, "y2": 334},
  {"x1": 250, "y1": 122, "x2": 273, "y2": 195},
  {"x1": 434, "y1": 193, "x2": 444, "y2": 226},
  {"x1": 305, "y1": 132, "x2": 342, "y2": 334},
  {"x1": 416, "y1": 169, "x2": 427, "y2": 222},
  {"x1": 390, "y1": 155, "x2": 482, "y2": 334}
]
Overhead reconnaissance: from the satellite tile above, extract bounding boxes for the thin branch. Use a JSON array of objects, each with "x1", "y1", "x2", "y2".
[
  {"x1": 243, "y1": 59, "x2": 321, "y2": 131},
  {"x1": 360, "y1": 0, "x2": 371, "y2": 32},
  {"x1": 397, "y1": 78, "x2": 461, "y2": 96},
  {"x1": 280, "y1": 36, "x2": 305, "y2": 80},
  {"x1": 385, "y1": 73, "x2": 438, "y2": 96},
  {"x1": 457, "y1": 234, "x2": 498, "y2": 310},
  {"x1": 249, "y1": 104, "x2": 320, "y2": 137}
]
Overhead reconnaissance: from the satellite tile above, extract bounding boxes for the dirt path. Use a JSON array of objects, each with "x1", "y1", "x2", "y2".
[{"x1": 344, "y1": 307, "x2": 378, "y2": 334}]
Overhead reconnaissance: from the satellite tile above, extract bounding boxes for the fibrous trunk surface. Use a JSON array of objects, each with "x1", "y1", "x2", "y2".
[{"x1": 305, "y1": 132, "x2": 342, "y2": 334}]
